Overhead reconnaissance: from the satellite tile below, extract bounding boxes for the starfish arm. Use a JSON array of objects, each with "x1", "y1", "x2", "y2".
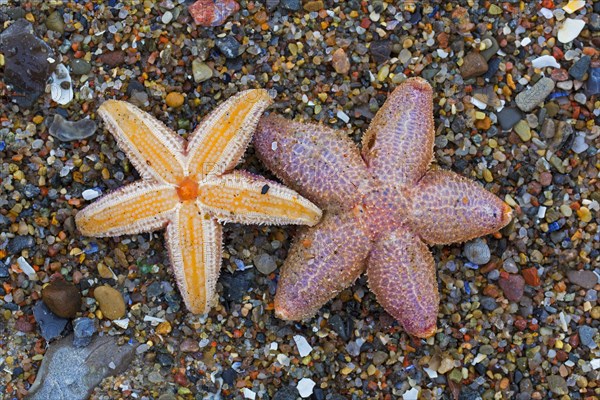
[
  {"x1": 75, "y1": 181, "x2": 179, "y2": 237},
  {"x1": 367, "y1": 227, "x2": 439, "y2": 338},
  {"x1": 408, "y1": 170, "x2": 513, "y2": 245},
  {"x1": 361, "y1": 77, "x2": 434, "y2": 187},
  {"x1": 165, "y1": 202, "x2": 223, "y2": 314},
  {"x1": 197, "y1": 171, "x2": 322, "y2": 226},
  {"x1": 253, "y1": 114, "x2": 370, "y2": 211},
  {"x1": 274, "y1": 211, "x2": 371, "y2": 321},
  {"x1": 98, "y1": 100, "x2": 186, "y2": 184},
  {"x1": 186, "y1": 89, "x2": 272, "y2": 177}
]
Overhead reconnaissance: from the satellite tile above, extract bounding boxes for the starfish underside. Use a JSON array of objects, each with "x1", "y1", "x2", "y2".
[
  {"x1": 76, "y1": 90, "x2": 322, "y2": 314},
  {"x1": 253, "y1": 77, "x2": 512, "y2": 338}
]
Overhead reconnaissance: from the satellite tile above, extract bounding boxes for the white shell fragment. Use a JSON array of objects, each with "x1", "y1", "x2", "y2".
[
  {"x1": 297, "y1": 378, "x2": 316, "y2": 398},
  {"x1": 17, "y1": 256, "x2": 37, "y2": 278},
  {"x1": 50, "y1": 63, "x2": 73, "y2": 105},
  {"x1": 293, "y1": 335, "x2": 313, "y2": 357},
  {"x1": 557, "y1": 18, "x2": 585, "y2": 43},
  {"x1": 82, "y1": 188, "x2": 101, "y2": 201},
  {"x1": 532, "y1": 55, "x2": 560, "y2": 69}
]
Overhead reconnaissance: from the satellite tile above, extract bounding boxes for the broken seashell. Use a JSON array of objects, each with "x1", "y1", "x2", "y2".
[{"x1": 49, "y1": 63, "x2": 73, "y2": 105}]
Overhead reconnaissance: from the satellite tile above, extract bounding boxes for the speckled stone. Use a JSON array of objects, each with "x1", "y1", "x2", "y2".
[{"x1": 515, "y1": 77, "x2": 555, "y2": 112}]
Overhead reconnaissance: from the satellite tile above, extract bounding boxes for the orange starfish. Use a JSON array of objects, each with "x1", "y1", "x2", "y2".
[{"x1": 76, "y1": 90, "x2": 321, "y2": 314}]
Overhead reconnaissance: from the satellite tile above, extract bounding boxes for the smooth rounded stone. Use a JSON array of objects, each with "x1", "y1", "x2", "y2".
[
  {"x1": 161, "y1": 11, "x2": 173, "y2": 24},
  {"x1": 459, "y1": 387, "x2": 481, "y2": 400},
  {"x1": 569, "y1": 55, "x2": 590, "y2": 80},
  {"x1": 73, "y1": 317, "x2": 96, "y2": 347},
  {"x1": 460, "y1": 52, "x2": 488, "y2": 79},
  {"x1": 531, "y1": 55, "x2": 560, "y2": 69},
  {"x1": 192, "y1": 59, "x2": 213, "y2": 83},
  {"x1": 222, "y1": 367, "x2": 237, "y2": 386},
  {"x1": 331, "y1": 48, "x2": 350, "y2": 74},
  {"x1": 273, "y1": 386, "x2": 300, "y2": 400},
  {"x1": 165, "y1": 92, "x2": 184, "y2": 108},
  {"x1": 70, "y1": 59, "x2": 92, "y2": 75},
  {"x1": 372, "y1": 350, "x2": 388, "y2": 366},
  {"x1": 42, "y1": 280, "x2": 82, "y2": 318},
  {"x1": 497, "y1": 107, "x2": 523, "y2": 130},
  {"x1": 514, "y1": 120, "x2": 532, "y2": 141},
  {"x1": 216, "y1": 36, "x2": 241, "y2": 59},
  {"x1": 498, "y1": 274, "x2": 525, "y2": 302},
  {"x1": 93, "y1": 285, "x2": 126, "y2": 320},
  {"x1": 567, "y1": 270, "x2": 598, "y2": 289},
  {"x1": 253, "y1": 253, "x2": 277, "y2": 275},
  {"x1": 179, "y1": 338, "x2": 199, "y2": 352},
  {"x1": 556, "y1": 80, "x2": 573, "y2": 90},
  {"x1": 24, "y1": 183, "x2": 41, "y2": 199},
  {"x1": 129, "y1": 90, "x2": 149, "y2": 107},
  {"x1": 463, "y1": 238, "x2": 491, "y2": 265},
  {"x1": 481, "y1": 36, "x2": 499, "y2": 61},
  {"x1": 590, "y1": 13, "x2": 600, "y2": 31},
  {"x1": 480, "y1": 296, "x2": 498, "y2": 311},
  {"x1": 33, "y1": 301, "x2": 68, "y2": 341},
  {"x1": 573, "y1": 92, "x2": 586, "y2": 105},
  {"x1": 148, "y1": 371, "x2": 163, "y2": 384},
  {"x1": 547, "y1": 375, "x2": 568, "y2": 395},
  {"x1": 281, "y1": 0, "x2": 301, "y2": 11},
  {"x1": 586, "y1": 68, "x2": 600, "y2": 96},
  {"x1": 557, "y1": 18, "x2": 585, "y2": 43},
  {"x1": 7, "y1": 235, "x2": 35, "y2": 254},
  {"x1": 49, "y1": 114, "x2": 98, "y2": 141},
  {"x1": 578, "y1": 326, "x2": 598, "y2": 349},
  {"x1": 370, "y1": 40, "x2": 392, "y2": 64},
  {"x1": 45, "y1": 10, "x2": 64, "y2": 33},
  {"x1": 99, "y1": 50, "x2": 125, "y2": 67},
  {"x1": 515, "y1": 77, "x2": 555, "y2": 112}
]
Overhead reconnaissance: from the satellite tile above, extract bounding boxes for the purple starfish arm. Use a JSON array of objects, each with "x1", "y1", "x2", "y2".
[
  {"x1": 274, "y1": 211, "x2": 371, "y2": 321},
  {"x1": 366, "y1": 226, "x2": 439, "y2": 338},
  {"x1": 408, "y1": 170, "x2": 513, "y2": 245},
  {"x1": 254, "y1": 114, "x2": 371, "y2": 212},
  {"x1": 361, "y1": 77, "x2": 434, "y2": 187}
]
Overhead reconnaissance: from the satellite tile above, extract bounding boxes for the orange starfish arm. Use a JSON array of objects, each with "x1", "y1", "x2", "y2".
[
  {"x1": 361, "y1": 77, "x2": 434, "y2": 187},
  {"x1": 186, "y1": 89, "x2": 272, "y2": 177},
  {"x1": 274, "y1": 212, "x2": 371, "y2": 321},
  {"x1": 197, "y1": 171, "x2": 322, "y2": 226},
  {"x1": 165, "y1": 202, "x2": 222, "y2": 314},
  {"x1": 98, "y1": 100, "x2": 186, "y2": 184},
  {"x1": 75, "y1": 181, "x2": 178, "y2": 237},
  {"x1": 408, "y1": 170, "x2": 513, "y2": 245},
  {"x1": 367, "y1": 227, "x2": 439, "y2": 338}
]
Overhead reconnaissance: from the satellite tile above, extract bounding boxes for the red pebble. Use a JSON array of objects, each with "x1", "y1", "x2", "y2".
[
  {"x1": 522, "y1": 267, "x2": 541, "y2": 286},
  {"x1": 174, "y1": 371, "x2": 188, "y2": 386},
  {"x1": 188, "y1": 0, "x2": 240, "y2": 27},
  {"x1": 514, "y1": 319, "x2": 527, "y2": 331}
]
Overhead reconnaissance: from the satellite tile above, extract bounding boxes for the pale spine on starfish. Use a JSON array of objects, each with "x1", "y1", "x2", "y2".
[{"x1": 76, "y1": 89, "x2": 323, "y2": 315}]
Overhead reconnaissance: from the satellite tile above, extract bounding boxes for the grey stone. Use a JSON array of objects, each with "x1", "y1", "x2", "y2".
[
  {"x1": 547, "y1": 375, "x2": 568, "y2": 395},
  {"x1": 32, "y1": 302, "x2": 68, "y2": 341},
  {"x1": 73, "y1": 318, "x2": 96, "y2": 348},
  {"x1": 273, "y1": 386, "x2": 300, "y2": 400},
  {"x1": 281, "y1": 0, "x2": 300, "y2": 11},
  {"x1": 463, "y1": 238, "x2": 491, "y2": 265},
  {"x1": 569, "y1": 55, "x2": 590, "y2": 81},
  {"x1": 578, "y1": 325, "x2": 598, "y2": 349},
  {"x1": 70, "y1": 59, "x2": 92, "y2": 75},
  {"x1": 48, "y1": 115, "x2": 98, "y2": 142},
  {"x1": 215, "y1": 36, "x2": 240, "y2": 59},
  {"x1": 253, "y1": 253, "x2": 277, "y2": 275},
  {"x1": 567, "y1": 270, "x2": 598, "y2": 289},
  {"x1": 481, "y1": 36, "x2": 499, "y2": 61},
  {"x1": 27, "y1": 334, "x2": 137, "y2": 400},
  {"x1": 586, "y1": 68, "x2": 600, "y2": 96},
  {"x1": 515, "y1": 77, "x2": 555, "y2": 112},
  {"x1": 497, "y1": 107, "x2": 522, "y2": 130}
]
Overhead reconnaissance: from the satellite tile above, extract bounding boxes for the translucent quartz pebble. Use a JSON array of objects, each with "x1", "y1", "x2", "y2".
[
  {"x1": 49, "y1": 114, "x2": 97, "y2": 141},
  {"x1": 50, "y1": 64, "x2": 73, "y2": 105},
  {"x1": 558, "y1": 18, "x2": 585, "y2": 43}
]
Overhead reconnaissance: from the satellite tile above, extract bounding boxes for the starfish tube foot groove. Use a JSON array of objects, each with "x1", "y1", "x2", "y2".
[
  {"x1": 254, "y1": 77, "x2": 512, "y2": 337},
  {"x1": 76, "y1": 89, "x2": 322, "y2": 314}
]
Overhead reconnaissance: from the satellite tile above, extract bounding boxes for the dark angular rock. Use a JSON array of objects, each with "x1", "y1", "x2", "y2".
[
  {"x1": 497, "y1": 107, "x2": 523, "y2": 131},
  {"x1": 216, "y1": 36, "x2": 241, "y2": 59},
  {"x1": 222, "y1": 367, "x2": 237, "y2": 386},
  {"x1": 273, "y1": 386, "x2": 300, "y2": 400},
  {"x1": 73, "y1": 318, "x2": 96, "y2": 347},
  {"x1": 220, "y1": 270, "x2": 254, "y2": 302},
  {"x1": 586, "y1": 68, "x2": 600, "y2": 96},
  {"x1": 7, "y1": 235, "x2": 35, "y2": 255},
  {"x1": 370, "y1": 40, "x2": 392, "y2": 64},
  {"x1": 281, "y1": 0, "x2": 301, "y2": 11},
  {"x1": 0, "y1": 19, "x2": 56, "y2": 107},
  {"x1": 569, "y1": 56, "x2": 590, "y2": 81},
  {"x1": 460, "y1": 52, "x2": 488, "y2": 79},
  {"x1": 27, "y1": 334, "x2": 137, "y2": 400},
  {"x1": 33, "y1": 301, "x2": 68, "y2": 341}
]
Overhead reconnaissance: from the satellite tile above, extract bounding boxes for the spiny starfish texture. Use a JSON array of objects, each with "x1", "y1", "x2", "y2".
[
  {"x1": 254, "y1": 77, "x2": 512, "y2": 338},
  {"x1": 76, "y1": 90, "x2": 321, "y2": 314}
]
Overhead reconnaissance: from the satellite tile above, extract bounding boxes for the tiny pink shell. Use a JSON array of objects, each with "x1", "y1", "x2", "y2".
[{"x1": 188, "y1": 0, "x2": 240, "y2": 27}]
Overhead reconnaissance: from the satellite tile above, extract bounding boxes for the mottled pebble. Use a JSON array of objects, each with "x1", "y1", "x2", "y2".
[
  {"x1": 188, "y1": 0, "x2": 239, "y2": 26},
  {"x1": 99, "y1": 50, "x2": 126, "y2": 67},
  {"x1": 463, "y1": 238, "x2": 491, "y2": 265},
  {"x1": 515, "y1": 77, "x2": 555, "y2": 112},
  {"x1": 578, "y1": 326, "x2": 598, "y2": 349},
  {"x1": 460, "y1": 52, "x2": 488, "y2": 79},
  {"x1": 567, "y1": 270, "x2": 598, "y2": 289},
  {"x1": 70, "y1": 59, "x2": 92, "y2": 75},
  {"x1": 253, "y1": 253, "x2": 277, "y2": 275},
  {"x1": 273, "y1": 386, "x2": 300, "y2": 400},
  {"x1": 498, "y1": 274, "x2": 525, "y2": 302},
  {"x1": 216, "y1": 36, "x2": 241, "y2": 59},
  {"x1": 331, "y1": 48, "x2": 350, "y2": 74},
  {"x1": 547, "y1": 375, "x2": 568, "y2": 395},
  {"x1": 586, "y1": 68, "x2": 600, "y2": 96},
  {"x1": 73, "y1": 317, "x2": 96, "y2": 347},
  {"x1": 7, "y1": 235, "x2": 35, "y2": 255},
  {"x1": 192, "y1": 60, "x2": 213, "y2": 83}
]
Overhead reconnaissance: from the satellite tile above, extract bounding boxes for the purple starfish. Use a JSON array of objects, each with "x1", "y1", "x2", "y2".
[{"x1": 253, "y1": 77, "x2": 512, "y2": 338}]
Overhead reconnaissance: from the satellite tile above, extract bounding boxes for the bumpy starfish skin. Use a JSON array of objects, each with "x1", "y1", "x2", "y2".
[
  {"x1": 254, "y1": 78, "x2": 512, "y2": 337},
  {"x1": 76, "y1": 90, "x2": 322, "y2": 314}
]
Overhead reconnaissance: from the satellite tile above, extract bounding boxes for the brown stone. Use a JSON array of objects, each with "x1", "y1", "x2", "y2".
[
  {"x1": 94, "y1": 285, "x2": 126, "y2": 320},
  {"x1": 522, "y1": 267, "x2": 541, "y2": 286},
  {"x1": 460, "y1": 52, "x2": 489, "y2": 79},
  {"x1": 99, "y1": 50, "x2": 126, "y2": 67},
  {"x1": 42, "y1": 279, "x2": 82, "y2": 318},
  {"x1": 332, "y1": 48, "x2": 350, "y2": 75}
]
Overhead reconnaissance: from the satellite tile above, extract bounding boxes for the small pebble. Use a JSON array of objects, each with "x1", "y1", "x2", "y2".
[
  {"x1": 192, "y1": 60, "x2": 213, "y2": 83},
  {"x1": 569, "y1": 56, "x2": 590, "y2": 80},
  {"x1": 498, "y1": 274, "x2": 525, "y2": 302},
  {"x1": 331, "y1": 48, "x2": 350, "y2": 74},
  {"x1": 48, "y1": 115, "x2": 98, "y2": 142},
  {"x1": 33, "y1": 301, "x2": 68, "y2": 341},
  {"x1": 463, "y1": 238, "x2": 491, "y2": 265},
  {"x1": 515, "y1": 77, "x2": 555, "y2": 112},
  {"x1": 460, "y1": 52, "x2": 488, "y2": 79},
  {"x1": 42, "y1": 279, "x2": 82, "y2": 318},
  {"x1": 165, "y1": 92, "x2": 185, "y2": 108},
  {"x1": 94, "y1": 285, "x2": 126, "y2": 320},
  {"x1": 557, "y1": 18, "x2": 585, "y2": 43},
  {"x1": 296, "y1": 378, "x2": 315, "y2": 398},
  {"x1": 188, "y1": 0, "x2": 240, "y2": 26},
  {"x1": 73, "y1": 317, "x2": 96, "y2": 347},
  {"x1": 567, "y1": 270, "x2": 598, "y2": 289}
]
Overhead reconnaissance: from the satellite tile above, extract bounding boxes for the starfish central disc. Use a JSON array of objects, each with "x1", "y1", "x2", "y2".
[{"x1": 177, "y1": 177, "x2": 199, "y2": 201}]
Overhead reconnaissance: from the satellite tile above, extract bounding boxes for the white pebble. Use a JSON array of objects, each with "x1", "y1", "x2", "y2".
[
  {"x1": 293, "y1": 335, "x2": 313, "y2": 357},
  {"x1": 470, "y1": 97, "x2": 487, "y2": 110},
  {"x1": 17, "y1": 257, "x2": 37, "y2": 278},
  {"x1": 162, "y1": 11, "x2": 173, "y2": 24},
  {"x1": 337, "y1": 110, "x2": 350, "y2": 123},
  {"x1": 143, "y1": 315, "x2": 166, "y2": 324},
  {"x1": 591, "y1": 359, "x2": 600, "y2": 370},
  {"x1": 539, "y1": 7, "x2": 554, "y2": 19},
  {"x1": 531, "y1": 55, "x2": 560, "y2": 69},
  {"x1": 297, "y1": 378, "x2": 316, "y2": 398},
  {"x1": 520, "y1": 37, "x2": 532, "y2": 47},
  {"x1": 557, "y1": 18, "x2": 585, "y2": 43},
  {"x1": 423, "y1": 367, "x2": 438, "y2": 379},
  {"x1": 242, "y1": 389, "x2": 256, "y2": 400},
  {"x1": 113, "y1": 318, "x2": 130, "y2": 329},
  {"x1": 277, "y1": 353, "x2": 290, "y2": 366},
  {"x1": 403, "y1": 388, "x2": 420, "y2": 399},
  {"x1": 571, "y1": 133, "x2": 589, "y2": 154},
  {"x1": 82, "y1": 188, "x2": 101, "y2": 200},
  {"x1": 271, "y1": 141, "x2": 278, "y2": 151}
]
